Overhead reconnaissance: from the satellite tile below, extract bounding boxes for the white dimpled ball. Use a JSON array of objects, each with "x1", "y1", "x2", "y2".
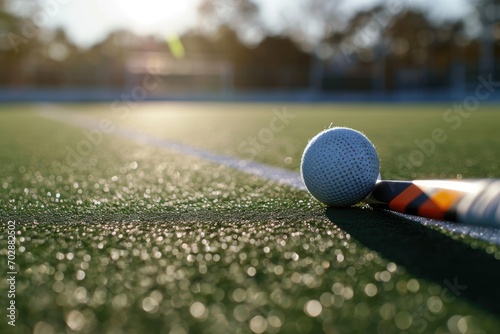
[{"x1": 301, "y1": 127, "x2": 380, "y2": 207}]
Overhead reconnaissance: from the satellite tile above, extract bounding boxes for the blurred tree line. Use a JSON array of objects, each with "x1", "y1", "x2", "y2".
[{"x1": 0, "y1": 0, "x2": 499, "y2": 93}]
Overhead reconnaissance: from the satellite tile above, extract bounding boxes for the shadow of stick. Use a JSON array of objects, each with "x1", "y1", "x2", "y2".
[{"x1": 325, "y1": 207, "x2": 500, "y2": 315}]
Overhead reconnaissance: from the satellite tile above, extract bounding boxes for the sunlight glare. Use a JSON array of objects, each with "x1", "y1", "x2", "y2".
[{"x1": 106, "y1": 0, "x2": 196, "y2": 33}]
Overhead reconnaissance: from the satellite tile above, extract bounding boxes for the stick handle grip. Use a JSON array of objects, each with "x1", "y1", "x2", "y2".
[
  {"x1": 367, "y1": 179, "x2": 500, "y2": 227},
  {"x1": 457, "y1": 180, "x2": 500, "y2": 227}
]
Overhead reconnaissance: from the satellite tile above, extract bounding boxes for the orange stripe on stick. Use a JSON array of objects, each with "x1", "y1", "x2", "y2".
[
  {"x1": 388, "y1": 184, "x2": 424, "y2": 213},
  {"x1": 418, "y1": 190, "x2": 465, "y2": 220}
]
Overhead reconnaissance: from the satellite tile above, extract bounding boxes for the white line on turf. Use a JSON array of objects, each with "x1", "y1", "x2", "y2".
[
  {"x1": 37, "y1": 105, "x2": 306, "y2": 190},
  {"x1": 37, "y1": 105, "x2": 500, "y2": 245}
]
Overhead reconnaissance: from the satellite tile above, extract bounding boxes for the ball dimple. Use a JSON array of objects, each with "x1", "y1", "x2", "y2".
[{"x1": 300, "y1": 127, "x2": 380, "y2": 207}]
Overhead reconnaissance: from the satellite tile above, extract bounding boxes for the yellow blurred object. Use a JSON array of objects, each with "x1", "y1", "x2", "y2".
[{"x1": 166, "y1": 33, "x2": 185, "y2": 59}]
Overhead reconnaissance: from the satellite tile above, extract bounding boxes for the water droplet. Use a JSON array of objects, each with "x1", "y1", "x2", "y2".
[
  {"x1": 304, "y1": 300, "x2": 322, "y2": 317},
  {"x1": 249, "y1": 315, "x2": 268, "y2": 333},
  {"x1": 365, "y1": 283, "x2": 378, "y2": 297},
  {"x1": 190, "y1": 302, "x2": 207, "y2": 319},
  {"x1": 66, "y1": 310, "x2": 86, "y2": 331},
  {"x1": 142, "y1": 297, "x2": 159, "y2": 313}
]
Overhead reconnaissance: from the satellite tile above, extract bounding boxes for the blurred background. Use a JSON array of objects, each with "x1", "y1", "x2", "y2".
[{"x1": 0, "y1": 0, "x2": 499, "y2": 102}]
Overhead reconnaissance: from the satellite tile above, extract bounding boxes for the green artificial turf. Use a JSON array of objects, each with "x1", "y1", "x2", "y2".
[
  {"x1": 73, "y1": 102, "x2": 500, "y2": 178},
  {"x1": 1, "y1": 102, "x2": 500, "y2": 334}
]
